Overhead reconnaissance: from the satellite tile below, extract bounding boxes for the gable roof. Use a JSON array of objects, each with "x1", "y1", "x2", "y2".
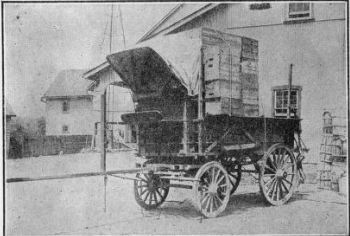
[
  {"x1": 41, "y1": 69, "x2": 92, "y2": 101},
  {"x1": 138, "y1": 3, "x2": 220, "y2": 43}
]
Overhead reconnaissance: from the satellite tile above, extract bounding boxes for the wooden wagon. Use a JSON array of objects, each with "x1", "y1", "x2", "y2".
[{"x1": 105, "y1": 28, "x2": 307, "y2": 217}]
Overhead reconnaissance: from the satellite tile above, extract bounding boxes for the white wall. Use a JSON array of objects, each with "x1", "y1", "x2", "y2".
[{"x1": 45, "y1": 98, "x2": 99, "y2": 136}]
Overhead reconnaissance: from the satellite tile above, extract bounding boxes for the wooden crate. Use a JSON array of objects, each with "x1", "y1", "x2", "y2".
[
  {"x1": 243, "y1": 104, "x2": 259, "y2": 117},
  {"x1": 241, "y1": 59, "x2": 258, "y2": 74},
  {"x1": 205, "y1": 80, "x2": 241, "y2": 99},
  {"x1": 206, "y1": 97, "x2": 243, "y2": 116},
  {"x1": 204, "y1": 45, "x2": 241, "y2": 81}
]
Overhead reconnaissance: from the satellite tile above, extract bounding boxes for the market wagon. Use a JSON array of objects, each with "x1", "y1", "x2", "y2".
[
  {"x1": 106, "y1": 27, "x2": 307, "y2": 217},
  {"x1": 7, "y1": 27, "x2": 307, "y2": 218}
]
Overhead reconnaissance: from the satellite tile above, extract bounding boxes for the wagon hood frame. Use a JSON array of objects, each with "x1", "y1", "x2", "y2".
[{"x1": 107, "y1": 47, "x2": 189, "y2": 100}]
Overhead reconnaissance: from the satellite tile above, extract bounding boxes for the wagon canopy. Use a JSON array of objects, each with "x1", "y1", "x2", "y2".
[{"x1": 106, "y1": 29, "x2": 203, "y2": 97}]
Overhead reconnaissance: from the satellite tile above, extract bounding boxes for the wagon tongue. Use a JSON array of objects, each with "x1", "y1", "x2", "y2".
[{"x1": 106, "y1": 47, "x2": 187, "y2": 100}]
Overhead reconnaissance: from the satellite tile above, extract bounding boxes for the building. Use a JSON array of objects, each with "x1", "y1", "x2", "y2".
[
  {"x1": 137, "y1": 2, "x2": 346, "y2": 162},
  {"x1": 41, "y1": 69, "x2": 98, "y2": 136},
  {"x1": 5, "y1": 100, "x2": 16, "y2": 158}
]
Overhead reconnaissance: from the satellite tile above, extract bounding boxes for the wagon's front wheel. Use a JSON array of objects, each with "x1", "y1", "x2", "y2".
[
  {"x1": 193, "y1": 161, "x2": 231, "y2": 218},
  {"x1": 259, "y1": 143, "x2": 298, "y2": 206},
  {"x1": 134, "y1": 172, "x2": 169, "y2": 210}
]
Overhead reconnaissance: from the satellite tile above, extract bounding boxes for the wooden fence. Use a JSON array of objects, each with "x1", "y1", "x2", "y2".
[{"x1": 9, "y1": 135, "x2": 92, "y2": 158}]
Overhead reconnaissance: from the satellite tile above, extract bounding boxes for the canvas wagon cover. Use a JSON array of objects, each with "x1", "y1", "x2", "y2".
[{"x1": 107, "y1": 28, "x2": 203, "y2": 97}]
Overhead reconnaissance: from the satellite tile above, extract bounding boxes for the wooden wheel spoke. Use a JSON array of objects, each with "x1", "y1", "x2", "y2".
[
  {"x1": 217, "y1": 175, "x2": 225, "y2": 185},
  {"x1": 214, "y1": 169, "x2": 221, "y2": 183},
  {"x1": 281, "y1": 180, "x2": 290, "y2": 193},
  {"x1": 144, "y1": 191, "x2": 150, "y2": 202},
  {"x1": 137, "y1": 184, "x2": 148, "y2": 188},
  {"x1": 280, "y1": 150, "x2": 287, "y2": 166},
  {"x1": 204, "y1": 195, "x2": 211, "y2": 211},
  {"x1": 139, "y1": 188, "x2": 148, "y2": 196},
  {"x1": 263, "y1": 176, "x2": 275, "y2": 188},
  {"x1": 282, "y1": 163, "x2": 293, "y2": 171},
  {"x1": 279, "y1": 181, "x2": 284, "y2": 199},
  {"x1": 263, "y1": 174, "x2": 276, "y2": 177},
  {"x1": 265, "y1": 165, "x2": 276, "y2": 173},
  {"x1": 272, "y1": 154, "x2": 277, "y2": 168},
  {"x1": 201, "y1": 193, "x2": 210, "y2": 206},
  {"x1": 149, "y1": 192, "x2": 153, "y2": 204},
  {"x1": 209, "y1": 196, "x2": 214, "y2": 213},
  {"x1": 271, "y1": 179, "x2": 278, "y2": 199},
  {"x1": 219, "y1": 183, "x2": 228, "y2": 189},
  {"x1": 276, "y1": 180, "x2": 280, "y2": 201},
  {"x1": 282, "y1": 178, "x2": 292, "y2": 186},
  {"x1": 153, "y1": 192, "x2": 158, "y2": 203},
  {"x1": 267, "y1": 178, "x2": 276, "y2": 195},
  {"x1": 214, "y1": 194, "x2": 223, "y2": 206},
  {"x1": 155, "y1": 188, "x2": 163, "y2": 200},
  {"x1": 211, "y1": 167, "x2": 216, "y2": 183}
]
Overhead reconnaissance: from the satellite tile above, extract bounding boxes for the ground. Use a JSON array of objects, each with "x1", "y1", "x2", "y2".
[{"x1": 5, "y1": 152, "x2": 348, "y2": 235}]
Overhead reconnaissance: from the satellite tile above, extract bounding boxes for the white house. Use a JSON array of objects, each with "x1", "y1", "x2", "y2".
[
  {"x1": 41, "y1": 69, "x2": 99, "y2": 136},
  {"x1": 136, "y1": 2, "x2": 346, "y2": 162}
]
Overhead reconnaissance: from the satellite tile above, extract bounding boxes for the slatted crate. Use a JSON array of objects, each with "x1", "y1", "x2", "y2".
[{"x1": 201, "y1": 28, "x2": 259, "y2": 117}]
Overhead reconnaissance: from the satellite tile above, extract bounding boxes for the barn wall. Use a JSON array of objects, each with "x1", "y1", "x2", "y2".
[
  {"x1": 91, "y1": 67, "x2": 134, "y2": 119},
  {"x1": 45, "y1": 97, "x2": 99, "y2": 136},
  {"x1": 169, "y1": 2, "x2": 346, "y2": 162},
  {"x1": 89, "y1": 67, "x2": 135, "y2": 145}
]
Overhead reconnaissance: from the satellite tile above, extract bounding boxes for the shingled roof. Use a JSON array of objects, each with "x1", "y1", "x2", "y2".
[{"x1": 41, "y1": 69, "x2": 92, "y2": 101}]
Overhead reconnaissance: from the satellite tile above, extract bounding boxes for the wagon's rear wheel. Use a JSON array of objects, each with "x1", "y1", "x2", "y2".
[
  {"x1": 134, "y1": 172, "x2": 169, "y2": 210},
  {"x1": 218, "y1": 153, "x2": 242, "y2": 195},
  {"x1": 193, "y1": 161, "x2": 231, "y2": 218},
  {"x1": 259, "y1": 143, "x2": 298, "y2": 206}
]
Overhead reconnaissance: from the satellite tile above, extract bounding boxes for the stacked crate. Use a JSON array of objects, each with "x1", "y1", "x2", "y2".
[{"x1": 202, "y1": 28, "x2": 259, "y2": 117}]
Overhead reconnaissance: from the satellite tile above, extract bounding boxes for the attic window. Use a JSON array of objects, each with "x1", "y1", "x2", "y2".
[
  {"x1": 250, "y1": 3, "x2": 271, "y2": 10},
  {"x1": 62, "y1": 100, "x2": 69, "y2": 113},
  {"x1": 285, "y1": 3, "x2": 313, "y2": 22}
]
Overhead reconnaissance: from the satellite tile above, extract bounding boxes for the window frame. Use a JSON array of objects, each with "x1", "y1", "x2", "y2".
[
  {"x1": 62, "y1": 125, "x2": 69, "y2": 134},
  {"x1": 284, "y1": 2, "x2": 314, "y2": 23},
  {"x1": 62, "y1": 100, "x2": 70, "y2": 113},
  {"x1": 272, "y1": 85, "x2": 302, "y2": 118}
]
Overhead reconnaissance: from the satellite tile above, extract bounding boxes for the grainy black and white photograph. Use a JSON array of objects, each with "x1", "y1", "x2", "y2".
[{"x1": 2, "y1": 1, "x2": 348, "y2": 235}]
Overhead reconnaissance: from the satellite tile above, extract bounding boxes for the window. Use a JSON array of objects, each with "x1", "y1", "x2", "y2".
[
  {"x1": 62, "y1": 100, "x2": 69, "y2": 113},
  {"x1": 285, "y1": 3, "x2": 313, "y2": 22},
  {"x1": 250, "y1": 3, "x2": 271, "y2": 10},
  {"x1": 62, "y1": 125, "x2": 69, "y2": 134},
  {"x1": 272, "y1": 86, "x2": 302, "y2": 118}
]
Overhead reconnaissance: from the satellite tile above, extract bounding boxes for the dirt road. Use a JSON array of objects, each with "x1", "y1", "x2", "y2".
[{"x1": 5, "y1": 152, "x2": 348, "y2": 235}]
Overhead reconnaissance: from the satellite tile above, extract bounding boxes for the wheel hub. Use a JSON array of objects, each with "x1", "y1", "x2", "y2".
[
  {"x1": 276, "y1": 169, "x2": 286, "y2": 178},
  {"x1": 208, "y1": 183, "x2": 218, "y2": 194}
]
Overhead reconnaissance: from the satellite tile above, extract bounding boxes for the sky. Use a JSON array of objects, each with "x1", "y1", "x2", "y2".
[{"x1": 3, "y1": 2, "x2": 177, "y2": 118}]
